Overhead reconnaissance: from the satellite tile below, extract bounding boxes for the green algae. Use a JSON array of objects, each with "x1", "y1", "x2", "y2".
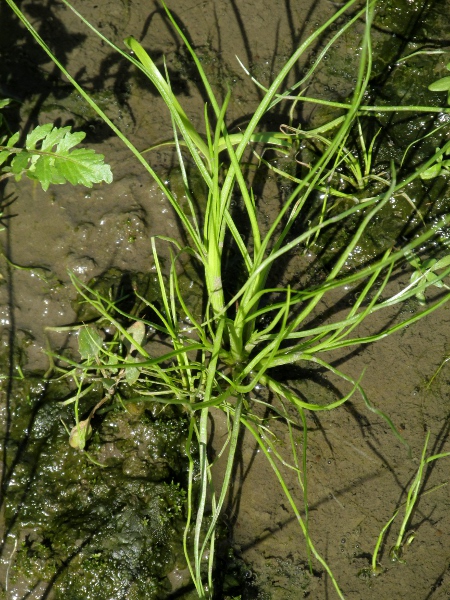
[{"x1": 2, "y1": 377, "x2": 190, "y2": 599}]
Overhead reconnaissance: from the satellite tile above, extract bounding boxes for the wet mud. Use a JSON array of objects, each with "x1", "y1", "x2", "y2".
[{"x1": 1, "y1": 0, "x2": 450, "y2": 598}]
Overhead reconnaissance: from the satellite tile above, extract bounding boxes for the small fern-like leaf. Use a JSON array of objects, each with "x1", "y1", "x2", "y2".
[{"x1": 7, "y1": 124, "x2": 112, "y2": 191}]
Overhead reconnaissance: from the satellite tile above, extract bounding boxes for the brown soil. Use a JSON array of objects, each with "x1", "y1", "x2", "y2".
[{"x1": 1, "y1": 0, "x2": 450, "y2": 598}]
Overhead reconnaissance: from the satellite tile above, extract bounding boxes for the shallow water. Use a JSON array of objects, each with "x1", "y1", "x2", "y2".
[{"x1": 1, "y1": 0, "x2": 450, "y2": 598}]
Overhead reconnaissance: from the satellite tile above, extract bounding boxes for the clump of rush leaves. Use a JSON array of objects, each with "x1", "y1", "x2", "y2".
[{"x1": 5, "y1": 0, "x2": 450, "y2": 598}]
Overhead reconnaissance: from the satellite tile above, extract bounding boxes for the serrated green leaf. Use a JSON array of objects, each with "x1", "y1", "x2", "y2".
[
  {"x1": 78, "y1": 325, "x2": 103, "y2": 360},
  {"x1": 11, "y1": 150, "x2": 31, "y2": 175},
  {"x1": 53, "y1": 146, "x2": 113, "y2": 187},
  {"x1": 0, "y1": 150, "x2": 11, "y2": 167},
  {"x1": 19, "y1": 125, "x2": 113, "y2": 189},
  {"x1": 6, "y1": 131, "x2": 20, "y2": 148},
  {"x1": 31, "y1": 156, "x2": 66, "y2": 191},
  {"x1": 39, "y1": 126, "x2": 84, "y2": 153},
  {"x1": 0, "y1": 98, "x2": 11, "y2": 109},
  {"x1": 56, "y1": 128, "x2": 86, "y2": 153},
  {"x1": 39, "y1": 127, "x2": 69, "y2": 152},
  {"x1": 25, "y1": 124, "x2": 53, "y2": 150},
  {"x1": 428, "y1": 76, "x2": 450, "y2": 92}
]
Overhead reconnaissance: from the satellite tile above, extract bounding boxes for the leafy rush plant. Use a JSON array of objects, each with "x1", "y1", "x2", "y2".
[{"x1": 6, "y1": 0, "x2": 450, "y2": 597}]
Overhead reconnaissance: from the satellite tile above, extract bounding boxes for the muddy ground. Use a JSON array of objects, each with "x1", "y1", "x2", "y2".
[{"x1": 1, "y1": 0, "x2": 450, "y2": 598}]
